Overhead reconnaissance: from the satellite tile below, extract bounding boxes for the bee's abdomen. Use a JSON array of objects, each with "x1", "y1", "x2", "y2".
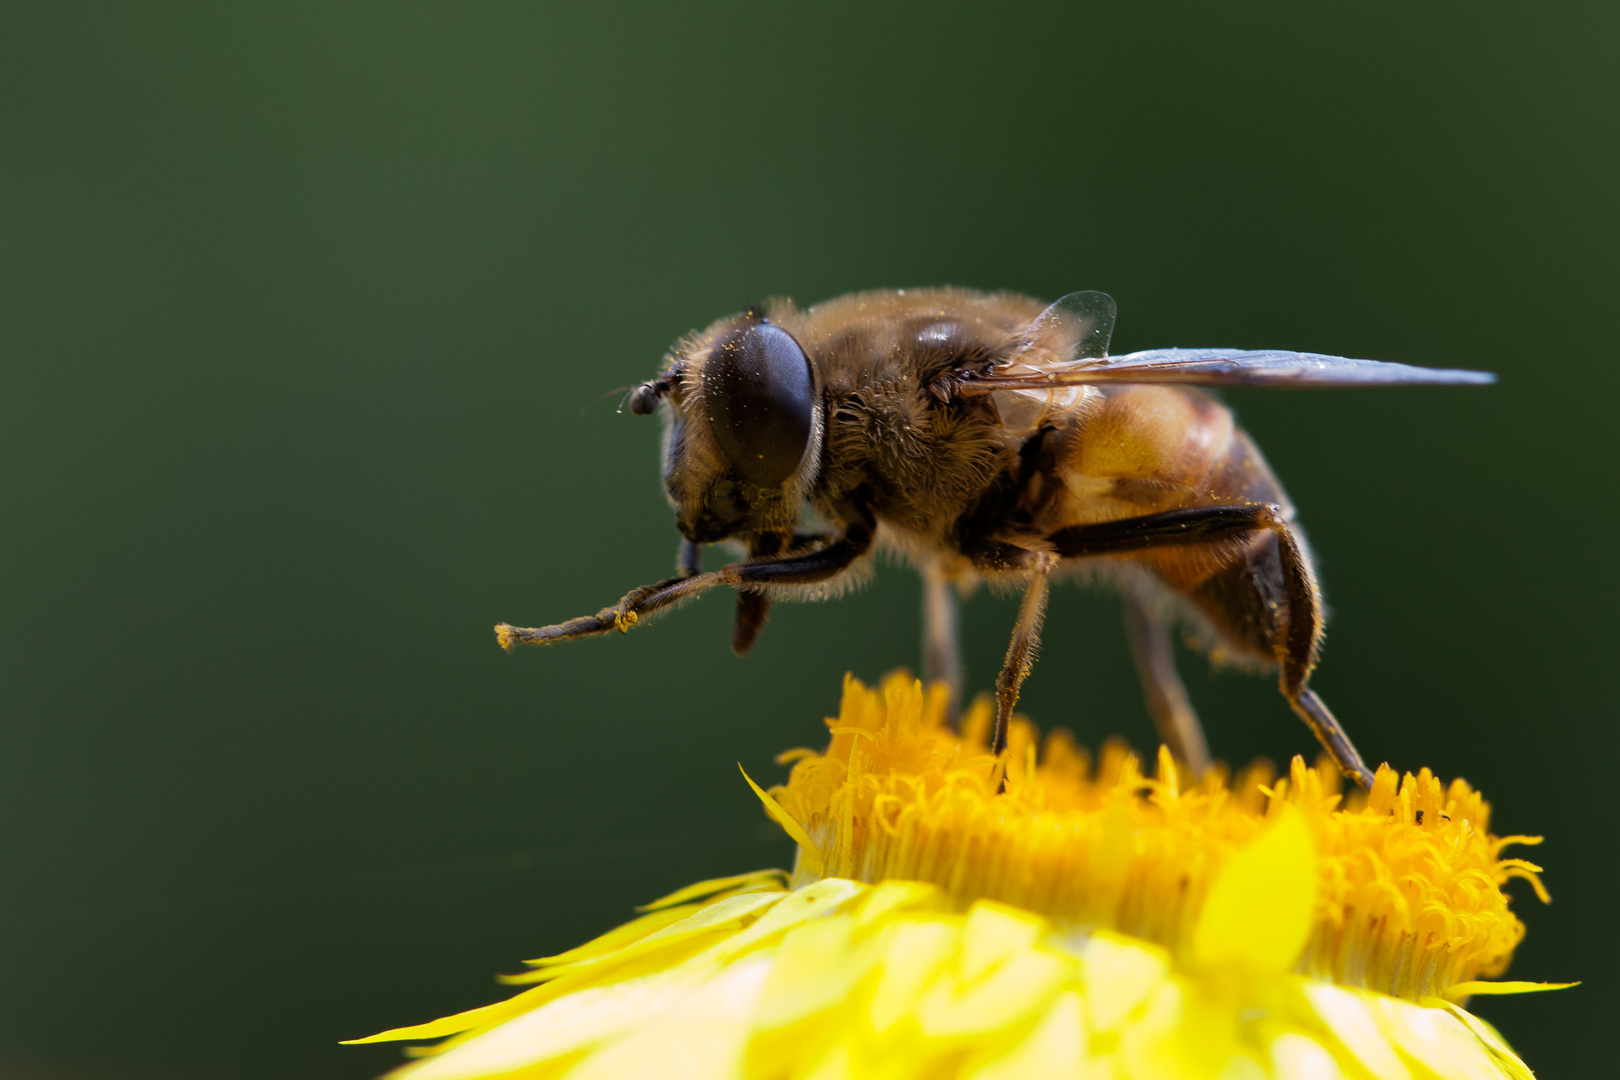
[
  {"x1": 1041, "y1": 383, "x2": 1295, "y2": 577},
  {"x1": 1044, "y1": 385, "x2": 1302, "y2": 665},
  {"x1": 1053, "y1": 386, "x2": 1281, "y2": 527}
]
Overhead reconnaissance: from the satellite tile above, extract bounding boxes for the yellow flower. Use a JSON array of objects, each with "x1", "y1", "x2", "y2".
[{"x1": 349, "y1": 673, "x2": 1569, "y2": 1079}]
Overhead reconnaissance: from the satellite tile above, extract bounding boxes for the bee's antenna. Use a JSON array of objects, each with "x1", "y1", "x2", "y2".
[
  {"x1": 581, "y1": 385, "x2": 632, "y2": 417},
  {"x1": 627, "y1": 379, "x2": 670, "y2": 416}
]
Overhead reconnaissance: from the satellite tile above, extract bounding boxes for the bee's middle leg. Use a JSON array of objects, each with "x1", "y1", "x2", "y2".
[
  {"x1": 920, "y1": 563, "x2": 963, "y2": 726},
  {"x1": 956, "y1": 538, "x2": 1054, "y2": 758},
  {"x1": 723, "y1": 531, "x2": 844, "y2": 656},
  {"x1": 731, "y1": 533, "x2": 785, "y2": 657},
  {"x1": 1121, "y1": 588, "x2": 1212, "y2": 778},
  {"x1": 993, "y1": 568, "x2": 1051, "y2": 759}
]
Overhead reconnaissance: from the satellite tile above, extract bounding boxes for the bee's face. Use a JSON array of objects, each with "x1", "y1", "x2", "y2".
[{"x1": 648, "y1": 313, "x2": 821, "y2": 543}]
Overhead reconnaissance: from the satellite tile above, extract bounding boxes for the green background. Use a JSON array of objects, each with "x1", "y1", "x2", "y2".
[{"x1": 2, "y1": 3, "x2": 1614, "y2": 1077}]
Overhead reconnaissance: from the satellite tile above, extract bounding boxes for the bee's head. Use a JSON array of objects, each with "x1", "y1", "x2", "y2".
[{"x1": 629, "y1": 309, "x2": 821, "y2": 544}]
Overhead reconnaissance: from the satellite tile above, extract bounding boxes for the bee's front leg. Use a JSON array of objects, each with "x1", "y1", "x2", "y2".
[
  {"x1": 495, "y1": 572, "x2": 724, "y2": 650},
  {"x1": 724, "y1": 522, "x2": 872, "y2": 587},
  {"x1": 496, "y1": 522, "x2": 871, "y2": 652}
]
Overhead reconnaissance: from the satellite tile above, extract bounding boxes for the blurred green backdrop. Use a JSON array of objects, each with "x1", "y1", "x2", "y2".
[{"x1": 1, "y1": 3, "x2": 1614, "y2": 1077}]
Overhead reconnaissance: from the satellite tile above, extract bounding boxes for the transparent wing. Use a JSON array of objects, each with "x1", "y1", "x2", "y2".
[
  {"x1": 1010, "y1": 291, "x2": 1117, "y2": 363},
  {"x1": 964, "y1": 347, "x2": 1495, "y2": 391}
]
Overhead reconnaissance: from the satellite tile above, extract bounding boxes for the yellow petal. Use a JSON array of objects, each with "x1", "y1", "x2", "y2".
[
  {"x1": 1269, "y1": 1032, "x2": 1347, "y2": 1079},
  {"x1": 341, "y1": 997, "x2": 521, "y2": 1046},
  {"x1": 754, "y1": 916, "x2": 863, "y2": 1031},
  {"x1": 1434, "y1": 1002, "x2": 1536, "y2": 1080},
  {"x1": 1118, "y1": 980, "x2": 1204, "y2": 1079},
  {"x1": 740, "y1": 764, "x2": 823, "y2": 875},
  {"x1": 636, "y1": 869, "x2": 786, "y2": 912},
  {"x1": 351, "y1": 903, "x2": 766, "y2": 1054},
  {"x1": 1212, "y1": 1056, "x2": 1270, "y2": 1080},
  {"x1": 958, "y1": 902, "x2": 1044, "y2": 982},
  {"x1": 386, "y1": 976, "x2": 672, "y2": 1077},
  {"x1": 916, "y1": 948, "x2": 1070, "y2": 1039},
  {"x1": 709, "y1": 878, "x2": 864, "y2": 963},
  {"x1": 546, "y1": 957, "x2": 772, "y2": 1080},
  {"x1": 1081, "y1": 932, "x2": 1169, "y2": 1033},
  {"x1": 965, "y1": 990, "x2": 1099, "y2": 1080},
  {"x1": 492, "y1": 891, "x2": 787, "y2": 993},
  {"x1": 1370, "y1": 996, "x2": 1503, "y2": 1080},
  {"x1": 1441, "y1": 980, "x2": 1579, "y2": 1000},
  {"x1": 1192, "y1": 807, "x2": 1317, "y2": 972},
  {"x1": 516, "y1": 905, "x2": 696, "y2": 968},
  {"x1": 867, "y1": 919, "x2": 958, "y2": 1035},
  {"x1": 854, "y1": 880, "x2": 940, "y2": 927},
  {"x1": 604, "y1": 890, "x2": 786, "y2": 962},
  {"x1": 800, "y1": 1041, "x2": 856, "y2": 1080},
  {"x1": 1302, "y1": 983, "x2": 1413, "y2": 1080}
]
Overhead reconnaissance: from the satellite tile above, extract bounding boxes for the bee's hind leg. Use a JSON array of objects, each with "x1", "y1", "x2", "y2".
[
  {"x1": 1046, "y1": 504, "x2": 1375, "y2": 788},
  {"x1": 1264, "y1": 521, "x2": 1377, "y2": 790},
  {"x1": 1121, "y1": 588, "x2": 1212, "y2": 779},
  {"x1": 921, "y1": 563, "x2": 963, "y2": 727},
  {"x1": 993, "y1": 568, "x2": 1051, "y2": 759}
]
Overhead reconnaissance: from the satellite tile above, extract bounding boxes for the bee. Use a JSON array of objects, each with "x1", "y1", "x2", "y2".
[{"x1": 497, "y1": 289, "x2": 1492, "y2": 787}]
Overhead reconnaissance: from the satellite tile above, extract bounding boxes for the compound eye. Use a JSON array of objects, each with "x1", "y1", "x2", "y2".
[{"x1": 703, "y1": 323, "x2": 814, "y2": 487}]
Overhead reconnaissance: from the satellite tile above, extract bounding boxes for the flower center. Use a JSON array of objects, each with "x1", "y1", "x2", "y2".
[{"x1": 766, "y1": 672, "x2": 1545, "y2": 1002}]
